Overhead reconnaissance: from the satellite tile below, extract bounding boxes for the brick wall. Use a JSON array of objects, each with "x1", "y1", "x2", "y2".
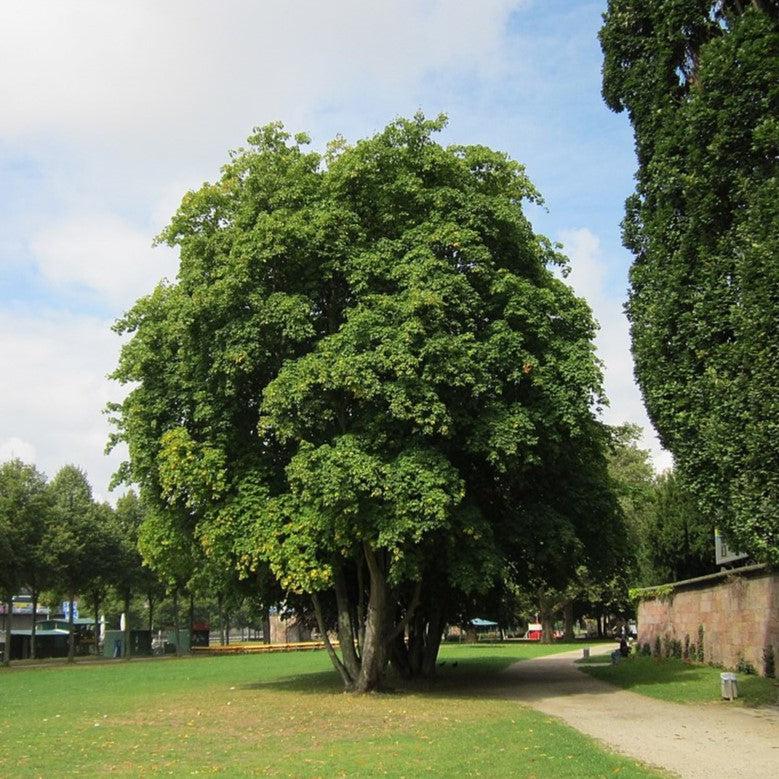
[{"x1": 637, "y1": 566, "x2": 778, "y2": 675}]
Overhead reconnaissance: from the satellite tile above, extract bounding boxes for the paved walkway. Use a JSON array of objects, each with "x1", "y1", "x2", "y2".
[{"x1": 501, "y1": 647, "x2": 779, "y2": 778}]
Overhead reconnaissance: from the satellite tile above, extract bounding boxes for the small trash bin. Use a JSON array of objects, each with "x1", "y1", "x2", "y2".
[
  {"x1": 582, "y1": 648, "x2": 590, "y2": 660},
  {"x1": 720, "y1": 672, "x2": 738, "y2": 700}
]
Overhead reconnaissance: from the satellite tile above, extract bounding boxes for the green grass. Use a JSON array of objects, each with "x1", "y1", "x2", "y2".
[
  {"x1": 581, "y1": 654, "x2": 779, "y2": 707},
  {"x1": 0, "y1": 642, "x2": 662, "y2": 777}
]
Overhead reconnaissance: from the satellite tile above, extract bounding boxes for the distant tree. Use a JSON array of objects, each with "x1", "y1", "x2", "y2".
[
  {"x1": 600, "y1": 1, "x2": 779, "y2": 561},
  {"x1": 0, "y1": 460, "x2": 50, "y2": 666},
  {"x1": 137, "y1": 507, "x2": 197, "y2": 656},
  {"x1": 81, "y1": 502, "x2": 124, "y2": 656},
  {"x1": 607, "y1": 424, "x2": 656, "y2": 586},
  {"x1": 48, "y1": 465, "x2": 98, "y2": 662},
  {"x1": 113, "y1": 490, "x2": 155, "y2": 658},
  {"x1": 649, "y1": 469, "x2": 715, "y2": 583}
]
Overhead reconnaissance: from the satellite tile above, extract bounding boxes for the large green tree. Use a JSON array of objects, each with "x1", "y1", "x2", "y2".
[
  {"x1": 600, "y1": 2, "x2": 779, "y2": 561},
  {"x1": 48, "y1": 465, "x2": 99, "y2": 662},
  {"x1": 111, "y1": 115, "x2": 624, "y2": 691},
  {"x1": 0, "y1": 460, "x2": 50, "y2": 666}
]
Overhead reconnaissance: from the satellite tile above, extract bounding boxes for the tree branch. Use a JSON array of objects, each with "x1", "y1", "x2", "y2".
[
  {"x1": 312, "y1": 592, "x2": 353, "y2": 689},
  {"x1": 387, "y1": 579, "x2": 423, "y2": 644}
]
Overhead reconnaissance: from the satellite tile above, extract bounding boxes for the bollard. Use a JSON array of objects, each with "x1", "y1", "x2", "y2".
[
  {"x1": 582, "y1": 648, "x2": 590, "y2": 660},
  {"x1": 720, "y1": 672, "x2": 738, "y2": 700}
]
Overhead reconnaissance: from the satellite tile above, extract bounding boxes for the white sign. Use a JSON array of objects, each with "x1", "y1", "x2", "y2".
[{"x1": 714, "y1": 529, "x2": 748, "y2": 566}]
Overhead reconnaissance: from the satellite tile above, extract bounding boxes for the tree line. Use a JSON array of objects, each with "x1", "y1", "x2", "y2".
[{"x1": 0, "y1": 460, "x2": 262, "y2": 666}]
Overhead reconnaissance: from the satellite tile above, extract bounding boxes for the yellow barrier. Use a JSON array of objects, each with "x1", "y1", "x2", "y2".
[{"x1": 192, "y1": 641, "x2": 327, "y2": 655}]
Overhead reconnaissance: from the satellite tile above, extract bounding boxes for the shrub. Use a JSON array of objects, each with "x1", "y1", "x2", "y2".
[
  {"x1": 696, "y1": 625, "x2": 705, "y2": 662},
  {"x1": 653, "y1": 635, "x2": 661, "y2": 657},
  {"x1": 736, "y1": 655, "x2": 757, "y2": 675},
  {"x1": 763, "y1": 645, "x2": 775, "y2": 678},
  {"x1": 671, "y1": 639, "x2": 682, "y2": 659},
  {"x1": 662, "y1": 635, "x2": 672, "y2": 658},
  {"x1": 683, "y1": 633, "x2": 690, "y2": 660},
  {"x1": 641, "y1": 642, "x2": 652, "y2": 656},
  {"x1": 688, "y1": 642, "x2": 696, "y2": 661}
]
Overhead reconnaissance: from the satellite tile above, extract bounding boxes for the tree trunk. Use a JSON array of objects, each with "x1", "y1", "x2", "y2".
[
  {"x1": 148, "y1": 594, "x2": 155, "y2": 634},
  {"x1": 225, "y1": 612, "x2": 230, "y2": 645},
  {"x1": 356, "y1": 556, "x2": 366, "y2": 655},
  {"x1": 333, "y1": 563, "x2": 361, "y2": 680},
  {"x1": 122, "y1": 591, "x2": 131, "y2": 659},
  {"x1": 596, "y1": 604, "x2": 604, "y2": 638},
  {"x1": 354, "y1": 542, "x2": 388, "y2": 693},
  {"x1": 188, "y1": 592, "x2": 195, "y2": 638},
  {"x1": 539, "y1": 600, "x2": 555, "y2": 645},
  {"x1": 420, "y1": 606, "x2": 444, "y2": 678},
  {"x1": 312, "y1": 592, "x2": 354, "y2": 689},
  {"x1": 67, "y1": 593, "x2": 75, "y2": 662},
  {"x1": 93, "y1": 594, "x2": 101, "y2": 656},
  {"x1": 217, "y1": 593, "x2": 225, "y2": 645},
  {"x1": 30, "y1": 590, "x2": 38, "y2": 661},
  {"x1": 172, "y1": 589, "x2": 181, "y2": 657},
  {"x1": 563, "y1": 600, "x2": 575, "y2": 641},
  {"x1": 3, "y1": 596, "x2": 12, "y2": 666}
]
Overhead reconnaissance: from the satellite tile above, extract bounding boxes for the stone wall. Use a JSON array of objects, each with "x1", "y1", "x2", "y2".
[
  {"x1": 268, "y1": 611, "x2": 312, "y2": 644},
  {"x1": 637, "y1": 565, "x2": 778, "y2": 675}
]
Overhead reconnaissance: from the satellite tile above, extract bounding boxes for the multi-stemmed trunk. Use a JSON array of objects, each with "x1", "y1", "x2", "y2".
[{"x1": 312, "y1": 542, "x2": 436, "y2": 693}]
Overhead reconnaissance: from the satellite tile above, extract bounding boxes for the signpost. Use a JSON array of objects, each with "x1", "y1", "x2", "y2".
[{"x1": 714, "y1": 529, "x2": 748, "y2": 568}]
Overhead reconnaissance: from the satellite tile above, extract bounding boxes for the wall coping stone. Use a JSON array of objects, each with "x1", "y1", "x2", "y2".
[{"x1": 634, "y1": 563, "x2": 773, "y2": 597}]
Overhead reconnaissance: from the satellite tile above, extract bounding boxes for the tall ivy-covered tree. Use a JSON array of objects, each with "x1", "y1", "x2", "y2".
[
  {"x1": 600, "y1": 2, "x2": 779, "y2": 561},
  {"x1": 110, "y1": 115, "x2": 625, "y2": 691}
]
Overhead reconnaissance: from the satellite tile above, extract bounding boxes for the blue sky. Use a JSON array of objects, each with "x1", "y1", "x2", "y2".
[{"x1": 0, "y1": 0, "x2": 670, "y2": 499}]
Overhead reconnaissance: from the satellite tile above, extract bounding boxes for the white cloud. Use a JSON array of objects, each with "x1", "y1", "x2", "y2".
[
  {"x1": 30, "y1": 214, "x2": 178, "y2": 309},
  {"x1": 0, "y1": 436, "x2": 37, "y2": 463},
  {"x1": 0, "y1": 1, "x2": 522, "y2": 159},
  {"x1": 0, "y1": 308, "x2": 127, "y2": 497},
  {"x1": 559, "y1": 227, "x2": 673, "y2": 472}
]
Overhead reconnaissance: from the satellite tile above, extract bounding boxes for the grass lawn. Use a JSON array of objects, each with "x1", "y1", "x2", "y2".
[
  {"x1": 0, "y1": 641, "x2": 661, "y2": 777},
  {"x1": 581, "y1": 654, "x2": 779, "y2": 708}
]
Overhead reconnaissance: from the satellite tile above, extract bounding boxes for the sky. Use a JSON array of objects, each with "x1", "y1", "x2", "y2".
[{"x1": 0, "y1": 0, "x2": 672, "y2": 501}]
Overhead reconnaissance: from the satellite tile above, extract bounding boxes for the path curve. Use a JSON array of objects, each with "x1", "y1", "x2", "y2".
[{"x1": 501, "y1": 647, "x2": 779, "y2": 778}]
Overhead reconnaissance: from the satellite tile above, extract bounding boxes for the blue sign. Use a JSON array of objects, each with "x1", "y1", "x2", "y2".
[{"x1": 61, "y1": 601, "x2": 78, "y2": 621}]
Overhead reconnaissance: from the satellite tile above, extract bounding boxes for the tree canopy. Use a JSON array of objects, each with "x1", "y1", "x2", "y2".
[
  {"x1": 110, "y1": 115, "x2": 626, "y2": 691},
  {"x1": 600, "y1": 1, "x2": 779, "y2": 561}
]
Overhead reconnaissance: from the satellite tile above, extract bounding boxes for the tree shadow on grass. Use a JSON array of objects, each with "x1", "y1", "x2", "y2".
[
  {"x1": 239, "y1": 651, "x2": 778, "y2": 710},
  {"x1": 240, "y1": 653, "x2": 568, "y2": 702}
]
